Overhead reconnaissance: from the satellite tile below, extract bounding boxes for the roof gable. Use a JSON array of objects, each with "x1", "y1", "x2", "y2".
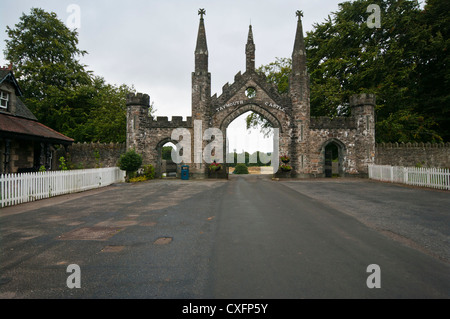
[
  {"x1": 0, "y1": 69, "x2": 23, "y2": 97},
  {"x1": 210, "y1": 70, "x2": 291, "y2": 112}
]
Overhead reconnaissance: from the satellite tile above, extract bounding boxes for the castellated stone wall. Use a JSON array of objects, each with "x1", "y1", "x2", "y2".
[
  {"x1": 55, "y1": 142, "x2": 126, "y2": 169},
  {"x1": 375, "y1": 142, "x2": 450, "y2": 168},
  {"x1": 307, "y1": 128, "x2": 359, "y2": 176}
]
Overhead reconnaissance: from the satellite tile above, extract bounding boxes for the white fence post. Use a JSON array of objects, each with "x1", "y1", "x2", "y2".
[
  {"x1": 0, "y1": 167, "x2": 125, "y2": 208},
  {"x1": 368, "y1": 164, "x2": 449, "y2": 191}
]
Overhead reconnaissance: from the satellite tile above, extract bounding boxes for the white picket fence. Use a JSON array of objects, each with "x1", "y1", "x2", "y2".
[
  {"x1": 0, "y1": 167, "x2": 126, "y2": 208},
  {"x1": 368, "y1": 164, "x2": 450, "y2": 190}
]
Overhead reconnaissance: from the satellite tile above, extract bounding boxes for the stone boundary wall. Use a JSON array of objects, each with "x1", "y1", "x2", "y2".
[
  {"x1": 375, "y1": 142, "x2": 450, "y2": 168},
  {"x1": 55, "y1": 142, "x2": 126, "y2": 170},
  {"x1": 54, "y1": 141, "x2": 450, "y2": 172}
]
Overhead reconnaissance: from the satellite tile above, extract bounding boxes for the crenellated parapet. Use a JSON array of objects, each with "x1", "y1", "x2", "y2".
[
  {"x1": 349, "y1": 93, "x2": 376, "y2": 107},
  {"x1": 377, "y1": 142, "x2": 450, "y2": 149},
  {"x1": 147, "y1": 116, "x2": 192, "y2": 128},
  {"x1": 126, "y1": 92, "x2": 150, "y2": 108}
]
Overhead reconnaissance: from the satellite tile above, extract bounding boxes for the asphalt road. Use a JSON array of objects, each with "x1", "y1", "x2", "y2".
[{"x1": 0, "y1": 175, "x2": 449, "y2": 299}]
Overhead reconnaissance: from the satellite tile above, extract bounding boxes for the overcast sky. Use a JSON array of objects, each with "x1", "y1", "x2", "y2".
[{"x1": 1, "y1": 0, "x2": 359, "y2": 152}]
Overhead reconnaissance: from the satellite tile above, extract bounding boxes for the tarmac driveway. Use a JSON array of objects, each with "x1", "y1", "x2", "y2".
[{"x1": 0, "y1": 177, "x2": 448, "y2": 299}]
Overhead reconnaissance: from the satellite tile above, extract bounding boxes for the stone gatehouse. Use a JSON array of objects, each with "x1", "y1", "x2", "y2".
[{"x1": 126, "y1": 9, "x2": 375, "y2": 179}]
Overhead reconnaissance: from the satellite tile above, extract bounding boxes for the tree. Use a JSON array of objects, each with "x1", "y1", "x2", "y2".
[
  {"x1": 305, "y1": 0, "x2": 441, "y2": 143},
  {"x1": 70, "y1": 76, "x2": 135, "y2": 143},
  {"x1": 415, "y1": 0, "x2": 450, "y2": 141},
  {"x1": 162, "y1": 146, "x2": 173, "y2": 160},
  {"x1": 306, "y1": 0, "x2": 441, "y2": 142},
  {"x1": 4, "y1": 7, "x2": 91, "y2": 123},
  {"x1": 3, "y1": 8, "x2": 153, "y2": 143},
  {"x1": 248, "y1": 0, "x2": 447, "y2": 143}
]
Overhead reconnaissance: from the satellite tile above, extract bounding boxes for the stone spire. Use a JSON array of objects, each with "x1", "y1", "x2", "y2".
[
  {"x1": 289, "y1": 9, "x2": 310, "y2": 173},
  {"x1": 291, "y1": 10, "x2": 307, "y2": 77},
  {"x1": 195, "y1": 8, "x2": 208, "y2": 74},
  {"x1": 246, "y1": 24, "x2": 255, "y2": 73}
]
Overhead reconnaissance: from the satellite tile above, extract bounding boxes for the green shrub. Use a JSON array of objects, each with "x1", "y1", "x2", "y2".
[
  {"x1": 143, "y1": 164, "x2": 155, "y2": 180},
  {"x1": 233, "y1": 163, "x2": 249, "y2": 174},
  {"x1": 118, "y1": 149, "x2": 143, "y2": 180},
  {"x1": 59, "y1": 157, "x2": 68, "y2": 171}
]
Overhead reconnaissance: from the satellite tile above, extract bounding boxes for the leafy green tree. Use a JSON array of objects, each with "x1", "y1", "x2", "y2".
[
  {"x1": 247, "y1": 0, "x2": 447, "y2": 143},
  {"x1": 415, "y1": 0, "x2": 450, "y2": 141},
  {"x1": 3, "y1": 8, "x2": 153, "y2": 143},
  {"x1": 4, "y1": 8, "x2": 91, "y2": 122},
  {"x1": 306, "y1": 0, "x2": 441, "y2": 142},
  {"x1": 161, "y1": 146, "x2": 173, "y2": 161},
  {"x1": 71, "y1": 76, "x2": 135, "y2": 143}
]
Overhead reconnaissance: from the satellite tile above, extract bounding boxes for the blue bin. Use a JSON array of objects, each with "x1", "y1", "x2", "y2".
[{"x1": 181, "y1": 165, "x2": 189, "y2": 180}]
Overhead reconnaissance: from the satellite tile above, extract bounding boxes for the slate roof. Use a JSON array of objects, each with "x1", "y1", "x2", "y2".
[
  {"x1": 0, "y1": 69, "x2": 73, "y2": 144},
  {"x1": 0, "y1": 113, "x2": 74, "y2": 144}
]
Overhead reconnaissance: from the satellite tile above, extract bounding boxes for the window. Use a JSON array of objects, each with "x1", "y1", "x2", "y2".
[
  {"x1": 0, "y1": 91, "x2": 10, "y2": 109},
  {"x1": 245, "y1": 87, "x2": 256, "y2": 99}
]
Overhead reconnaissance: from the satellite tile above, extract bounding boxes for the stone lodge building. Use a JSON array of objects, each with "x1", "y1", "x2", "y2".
[
  {"x1": 126, "y1": 10, "x2": 376, "y2": 179},
  {"x1": 0, "y1": 66, "x2": 74, "y2": 173}
]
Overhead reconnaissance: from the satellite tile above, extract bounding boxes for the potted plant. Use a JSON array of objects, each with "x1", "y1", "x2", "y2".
[
  {"x1": 209, "y1": 161, "x2": 222, "y2": 172},
  {"x1": 280, "y1": 164, "x2": 292, "y2": 172},
  {"x1": 280, "y1": 154, "x2": 290, "y2": 164}
]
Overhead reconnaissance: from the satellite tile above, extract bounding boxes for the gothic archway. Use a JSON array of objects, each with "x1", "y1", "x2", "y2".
[
  {"x1": 218, "y1": 103, "x2": 283, "y2": 134},
  {"x1": 216, "y1": 103, "x2": 282, "y2": 176},
  {"x1": 320, "y1": 138, "x2": 346, "y2": 177},
  {"x1": 155, "y1": 137, "x2": 179, "y2": 178}
]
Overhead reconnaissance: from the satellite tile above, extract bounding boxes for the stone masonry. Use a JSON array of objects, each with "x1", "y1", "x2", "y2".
[
  {"x1": 126, "y1": 9, "x2": 376, "y2": 178},
  {"x1": 376, "y1": 142, "x2": 450, "y2": 168}
]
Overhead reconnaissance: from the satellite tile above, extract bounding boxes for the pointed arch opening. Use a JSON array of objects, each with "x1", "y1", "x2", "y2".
[
  {"x1": 221, "y1": 104, "x2": 281, "y2": 176},
  {"x1": 321, "y1": 138, "x2": 346, "y2": 178},
  {"x1": 155, "y1": 138, "x2": 179, "y2": 178}
]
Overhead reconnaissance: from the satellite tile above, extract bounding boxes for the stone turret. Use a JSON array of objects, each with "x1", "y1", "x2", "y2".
[
  {"x1": 350, "y1": 93, "x2": 376, "y2": 176},
  {"x1": 126, "y1": 92, "x2": 150, "y2": 151}
]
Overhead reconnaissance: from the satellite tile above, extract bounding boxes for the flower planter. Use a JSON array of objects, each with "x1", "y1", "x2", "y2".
[
  {"x1": 276, "y1": 169, "x2": 292, "y2": 178},
  {"x1": 280, "y1": 155, "x2": 290, "y2": 164}
]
